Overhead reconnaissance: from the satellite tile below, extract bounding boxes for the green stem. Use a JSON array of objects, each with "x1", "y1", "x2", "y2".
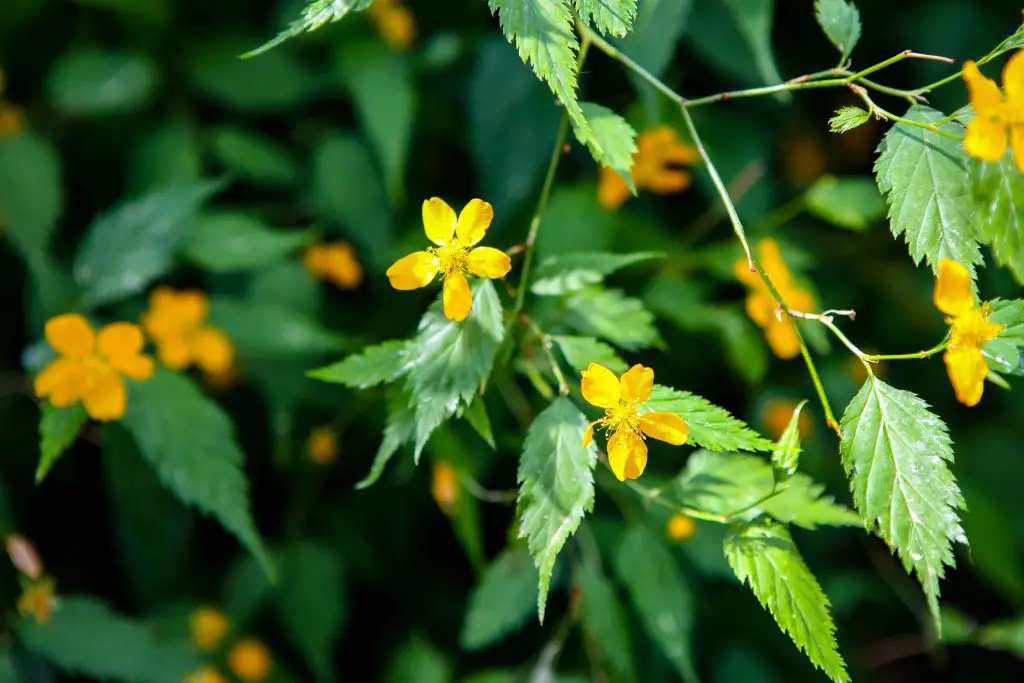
[
  {"x1": 913, "y1": 27, "x2": 1024, "y2": 94},
  {"x1": 866, "y1": 340, "x2": 949, "y2": 361},
  {"x1": 850, "y1": 86, "x2": 963, "y2": 140},
  {"x1": 523, "y1": 313, "x2": 570, "y2": 396}
]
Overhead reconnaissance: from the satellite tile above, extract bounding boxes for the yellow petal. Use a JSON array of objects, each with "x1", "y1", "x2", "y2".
[
  {"x1": 734, "y1": 257, "x2": 760, "y2": 287},
  {"x1": 386, "y1": 251, "x2": 439, "y2": 290},
  {"x1": 45, "y1": 314, "x2": 95, "y2": 358},
  {"x1": 619, "y1": 364, "x2": 654, "y2": 404},
  {"x1": 97, "y1": 322, "x2": 146, "y2": 365},
  {"x1": 607, "y1": 431, "x2": 647, "y2": 481},
  {"x1": 326, "y1": 243, "x2": 363, "y2": 289},
  {"x1": 1012, "y1": 124, "x2": 1024, "y2": 174},
  {"x1": 744, "y1": 291, "x2": 773, "y2": 326},
  {"x1": 964, "y1": 60, "x2": 1004, "y2": 116},
  {"x1": 645, "y1": 168, "x2": 692, "y2": 194},
  {"x1": 455, "y1": 198, "x2": 494, "y2": 247},
  {"x1": 581, "y1": 362, "x2": 620, "y2": 408},
  {"x1": 964, "y1": 116, "x2": 1008, "y2": 162},
  {"x1": 422, "y1": 197, "x2": 456, "y2": 246},
  {"x1": 765, "y1": 318, "x2": 801, "y2": 360},
  {"x1": 442, "y1": 272, "x2": 472, "y2": 322},
  {"x1": 467, "y1": 246, "x2": 511, "y2": 278},
  {"x1": 82, "y1": 367, "x2": 127, "y2": 421},
  {"x1": 933, "y1": 258, "x2": 975, "y2": 318},
  {"x1": 1001, "y1": 51, "x2": 1024, "y2": 103},
  {"x1": 944, "y1": 346, "x2": 987, "y2": 407},
  {"x1": 758, "y1": 238, "x2": 792, "y2": 287},
  {"x1": 582, "y1": 421, "x2": 596, "y2": 447},
  {"x1": 192, "y1": 328, "x2": 235, "y2": 375},
  {"x1": 597, "y1": 167, "x2": 631, "y2": 210},
  {"x1": 638, "y1": 412, "x2": 689, "y2": 445},
  {"x1": 158, "y1": 334, "x2": 194, "y2": 369},
  {"x1": 303, "y1": 245, "x2": 329, "y2": 278},
  {"x1": 34, "y1": 358, "x2": 86, "y2": 406}
]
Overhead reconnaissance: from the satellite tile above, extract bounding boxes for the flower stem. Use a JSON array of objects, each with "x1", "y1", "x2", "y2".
[
  {"x1": 912, "y1": 26, "x2": 1024, "y2": 95},
  {"x1": 522, "y1": 312, "x2": 570, "y2": 396}
]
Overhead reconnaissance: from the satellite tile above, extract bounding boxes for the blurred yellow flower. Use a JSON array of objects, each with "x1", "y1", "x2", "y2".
[
  {"x1": 762, "y1": 399, "x2": 814, "y2": 441},
  {"x1": 431, "y1": 460, "x2": 460, "y2": 515},
  {"x1": 304, "y1": 242, "x2": 364, "y2": 290},
  {"x1": 934, "y1": 259, "x2": 1002, "y2": 407},
  {"x1": 735, "y1": 238, "x2": 816, "y2": 360},
  {"x1": 190, "y1": 607, "x2": 229, "y2": 651},
  {"x1": 782, "y1": 133, "x2": 826, "y2": 187},
  {"x1": 141, "y1": 288, "x2": 235, "y2": 377},
  {"x1": 962, "y1": 51, "x2": 1024, "y2": 171},
  {"x1": 307, "y1": 426, "x2": 338, "y2": 465},
  {"x1": 34, "y1": 314, "x2": 154, "y2": 421},
  {"x1": 17, "y1": 576, "x2": 58, "y2": 624},
  {"x1": 0, "y1": 69, "x2": 25, "y2": 138},
  {"x1": 185, "y1": 667, "x2": 228, "y2": 683},
  {"x1": 227, "y1": 639, "x2": 271, "y2": 683},
  {"x1": 581, "y1": 363, "x2": 689, "y2": 482},
  {"x1": 666, "y1": 514, "x2": 696, "y2": 542},
  {"x1": 369, "y1": 0, "x2": 416, "y2": 51},
  {"x1": 386, "y1": 197, "x2": 511, "y2": 322},
  {"x1": 598, "y1": 126, "x2": 697, "y2": 210},
  {"x1": 5, "y1": 534, "x2": 43, "y2": 580}
]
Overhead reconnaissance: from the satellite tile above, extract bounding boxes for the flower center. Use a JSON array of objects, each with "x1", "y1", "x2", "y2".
[
  {"x1": 430, "y1": 242, "x2": 469, "y2": 277},
  {"x1": 601, "y1": 400, "x2": 641, "y2": 436},
  {"x1": 950, "y1": 306, "x2": 1003, "y2": 349}
]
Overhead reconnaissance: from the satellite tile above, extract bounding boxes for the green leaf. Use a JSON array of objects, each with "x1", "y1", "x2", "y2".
[
  {"x1": 720, "y1": 0, "x2": 785, "y2": 91},
  {"x1": 36, "y1": 403, "x2": 87, "y2": 483},
  {"x1": 209, "y1": 298, "x2": 346, "y2": 357},
  {"x1": 310, "y1": 340, "x2": 409, "y2": 388},
  {"x1": 839, "y1": 376, "x2": 966, "y2": 631},
  {"x1": 828, "y1": 106, "x2": 870, "y2": 134},
  {"x1": 673, "y1": 450, "x2": 861, "y2": 529},
  {"x1": 987, "y1": 299, "x2": 1024, "y2": 374},
  {"x1": 18, "y1": 596, "x2": 199, "y2": 683},
  {"x1": 532, "y1": 251, "x2": 661, "y2": 295},
  {"x1": 576, "y1": 0, "x2": 637, "y2": 36},
  {"x1": 384, "y1": 638, "x2": 451, "y2": 683},
  {"x1": 960, "y1": 482, "x2": 1024, "y2": 606},
  {"x1": 121, "y1": 370, "x2": 274, "y2": 580},
  {"x1": 576, "y1": 562, "x2": 635, "y2": 682},
  {"x1": 615, "y1": 525, "x2": 697, "y2": 683},
  {"x1": 976, "y1": 617, "x2": 1024, "y2": 657},
  {"x1": 460, "y1": 547, "x2": 539, "y2": 650},
  {"x1": 874, "y1": 105, "x2": 980, "y2": 276},
  {"x1": 724, "y1": 519, "x2": 849, "y2": 683},
  {"x1": 517, "y1": 397, "x2": 597, "y2": 622},
  {"x1": 771, "y1": 400, "x2": 805, "y2": 484},
  {"x1": 210, "y1": 127, "x2": 299, "y2": 188},
  {"x1": 618, "y1": 0, "x2": 693, "y2": 80},
  {"x1": 245, "y1": 0, "x2": 373, "y2": 57},
  {"x1": 74, "y1": 180, "x2": 223, "y2": 307},
  {"x1": 805, "y1": 175, "x2": 886, "y2": 231},
  {"x1": 552, "y1": 335, "x2": 628, "y2": 375},
  {"x1": 564, "y1": 286, "x2": 662, "y2": 351},
  {"x1": 355, "y1": 384, "x2": 416, "y2": 489},
  {"x1": 644, "y1": 385, "x2": 774, "y2": 453},
  {"x1": 182, "y1": 212, "x2": 310, "y2": 272},
  {"x1": 579, "y1": 102, "x2": 637, "y2": 191},
  {"x1": 128, "y1": 123, "x2": 201, "y2": 194},
  {"x1": 536, "y1": 185, "x2": 618, "y2": 260},
  {"x1": 276, "y1": 541, "x2": 345, "y2": 681},
  {"x1": 47, "y1": 50, "x2": 157, "y2": 115},
  {"x1": 222, "y1": 551, "x2": 274, "y2": 623},
  {"x1": 462, "y1": 396, "x2": 496, "y2": 449},
  {"x1": 971, "y1": 155, "x2": 1024, "y2": 282},
  {"x1": 0, "y1": 133, "x2": 62, "y2": 259},
  {"x1": 814, "y1": 0, "x2": 861, "y2": 61}
]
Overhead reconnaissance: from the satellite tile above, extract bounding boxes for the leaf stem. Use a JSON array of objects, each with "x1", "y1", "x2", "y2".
[
  {"x1": 789, "y1": 308, "x2": 951, "y2": 363},
  {"x1": 522, "y1": 313, "x2": 570, "y2": 396},
  {"x1": 848, "y1": 85, "x2": 963, "y2": 140},
  {"x1": 911, "y1": 26, "x2": 1024, "y2": 95}
]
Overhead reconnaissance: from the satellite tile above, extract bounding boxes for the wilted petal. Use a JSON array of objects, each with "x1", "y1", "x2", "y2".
[
  {"x1": 944, "y1": 346, "x2": 988, "y2": 407},
  {"x1": 386, "y1": 251, "x2": 439, "y2": 290},
  {"x1": 619, "y1": 364, "x2": 654, "y2": 404},
  {"x1": 423, "y1": 197, "x2": 457, "y2": 246},
  {"x1": 638, "y1": 412, "x2": 689, "y2": 445},
  {"x1": 455, "y1": 198, "x2": 494, "y2": 247},
  {"x1": 442, "y1": 272, "x2": 472, "y2": 322},
  {"x1": 44, "y1": 314, "x2": 95, "y2": 358},
  {"x1": 933, "y1": 258, "x2": 975, "y2": 318},
  {"x1": 82, "y1": 367, "x2": 127, "y2": 421},
  {"x1": 467, "y1": 246, "x2": 511, "y2": 278},
  {"x1": 581, "y1": 363, "x2": 620, "y2": 408},
  {"x1": 607, "y1": 431, "x2": 648, "y2": 481}
]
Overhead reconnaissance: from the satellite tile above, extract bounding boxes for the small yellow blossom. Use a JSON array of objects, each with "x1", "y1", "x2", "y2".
[
  {"x1": 386, "y1": 197, "x2": 511, "y2": 322},
  {"x1": 735, "y1": 238, "x2": 817, "y2": 360},
  {"x1": 598, "y1": 126, "x2": 698, "y2": 210},
  {"x1": 304, "y1": 242, "x2": 364, "y2": 290},
  {"x1": 0, "y1": 69, "x2": 25, "y2": 138},
  {"x1": 962, "y1": 51, "x2": 1024, "y2": 172},
  {"x1": 934, "y1": 259, "x2": 1003, "y2": 407},
  {"x1": 227, "y1": 639, "x2": 272, "y2": 683},
  {"x1": 667, "y1": 514, "x2": 697, "y2": 542},
  {"x1": 5, "y1": 534, "x2": 43, "y2": 580},
  {"x1": 369, "y1": 0, "x2": 416, "y2": 51},
  {"x1": 431, "y1": 460, "x2": 460, "y2": 516},
  {"x1": 17, "y1": 576, "x2": 58, "y2": 624},
  {"x1": 306, "y1": 426, "x2": 338, "y2": 465},
  {"x1": 185, "y1": 667, "x2": 228, "y2": 683},
  {"x1": 581, "y1": 363, "x2": 689, "y2": 481},
  {"x1": 762, "y1": 399, "x2": 814, "y2": 441},
  {"x1": 141, "y1": 288, "x2": 234, "y2": 377},
  {"x1": 190, "y1": 608, "x2": 229, "y2": 651},
  {"x1": 34, "y1": 314, "x2": 154, "y2": 421}
]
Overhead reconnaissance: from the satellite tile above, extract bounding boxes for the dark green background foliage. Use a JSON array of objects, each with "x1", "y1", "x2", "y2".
[{"x1": 1, "y1": 0, "x2": 1024, "y2": 682}]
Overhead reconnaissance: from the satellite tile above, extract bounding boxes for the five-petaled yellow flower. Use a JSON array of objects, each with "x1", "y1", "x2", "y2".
[
  {"x1": 34, "y1": 314, "x2": 154, "y2": 421},
  {"x1": 735, "y1": 238, "x2": 816, "y2": 359},
  {"x1": 190, "y1": 607, "x2": 229, "y2": 651},
  {"x1": 141, "y1": 288, "x2": 234, "y2": 377},
  {"x1": 306, "y1": 426, "x2": 339, "y2": 465},
  {"x1": 934, "y1": 259, "x2": 1003, "y2": 407},
  {"x1": 386, "y1": 197, "x2": 511, "y2": 322},
  {"x1": 962, "y1": 51, "x2": 1024, "y2": 172},
  {"x1": 598, "y1": 126, "x2": 698, "y2": 210},
  {"x1": 304, "y1": 242, "x2": 363, "y2": 290},
  {"x1": 369, "y1": 0, "x2": 416, "y2": 51},
  {"x1": 581, "y1": 363, "x2": 689, "y2": 482},
  {"x1": 0, "y1": 69, "x2": 24, "y2": 138}
]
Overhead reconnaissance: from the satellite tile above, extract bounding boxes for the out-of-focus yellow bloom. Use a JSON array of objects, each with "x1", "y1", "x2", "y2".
[
  {"x1": 369, "y1": 0, "x2": 416, "y2": 51},
  {"x1": 934, "y1": 259, "x2": 1003, "y2": 406},
  {"x1": 141, "y1": 288, "x2": 234, "y2": 377},
  {"x1": 762, "y1": 399, "x2": 814, "y2": 441},
  {"x1": 666, "y1": 514, "x2": 697, "y2": 542},
  {"x1": 431, "y1": 461, "x2": 460, "y2": 515},
  {"x1": 204, "y1": 361, "x2": 240, "y2": 392},
  {"x1": 962, "y1": 51, "x2": 1024, "y2": 171},
  {"x1": 185, "y1": 667, "x2": 228, "y2": 683},
  {"x1": 17, "y1": 576, "x2": 58, "y2": 624},
  {"x1": 783, "y1": 133, "x2": 826, "y2": 187},
  {"x1": 5, "y1": 534, "x2": 43, "y2": 579},
  {"x1": 307, "y1": 426, "x2": 338, "y2": 465},
  {"x1": 227, "y1": 639, "x2": 271, "y2": 683},
  {"x1": 0, "y1": 69, "x2": 25, "y2": 138},
  {"x1": 34, "y1": 314, "x2": 154, "y2": 421},
  {"x1": 735, "y1": 239, "x2": 817, "y2": 360},
  {"x1": 598, "y1": 126, "x2": 697, "y2": 210},
  {"x1": 190, "y1": 608, "x2": 229, "y2": 651},
  {"x1": 386, "y1": 197, "x2": 511, "y2": 322},
  {"x1": 581, "y1": 363, "x2": 689, "y2": 482},
  {"x1": 304, "y1": 242, "x2": 364, "y2": 290}
]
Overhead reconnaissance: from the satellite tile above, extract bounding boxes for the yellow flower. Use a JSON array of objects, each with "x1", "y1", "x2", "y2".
[
  {"x1": 762, "y1": 399, "x2": 814, "y2": 441},
  {"x1": 368, "y1": 0, "x2": 416, "y2": 51},
  {"x1": 782, "y1": 133, "x2": 826, "y2": 187},
  {"x1": 141, "y1": 288, "x2": 235, "y2": 377},
  {"x1": 580, "y1": 363, "x2": 689, "y2": 482},
  {"x1": 735, "y1": 238, "x2": 816, "y2": 360},
  {"x1": 304, "y1": 242, "x2": 364, "y2": 290},
  {"x1": 17, "y1": 576, "x2": 58, "y2": 624},
  {"x1": 666, "y1": 514, "x2": 697, "y2": 542},
  {"x1": 386, "y1": 197, "x2": 511, "y2": 322},
  {"x1": 5, "y1": 534, "x2": 43, "y2": 580},
  {"x1": 34, "y1": 314, "x2": 155, "y2": 421},
  {"x1": 185, "y1": 667, "x2": 228, "y2": 683},
  {"x1": 933, "y1": 259, "x2": 1003, "y2": 407},
  {"x1": 962, "y1": 51, "x2": 1024, "y2": 171},
  {"x1": 0, "y1": 69, "x2": 25, "y2": 138},
  {"x1": 190, "y1": 608, "x2": 229, "y2": 651},
  {"x1": 227, "y1": 639, "x2": 272, "y2": 683},
  {"x1": 431, "y1": 460, "x2": 460, "y2": 515},
  {"x1": 598, "y1": 126, "x2": 698, "y2": 210},
  {"x1": 306, "y1": 426, "x2": 338, "y2": 465}
]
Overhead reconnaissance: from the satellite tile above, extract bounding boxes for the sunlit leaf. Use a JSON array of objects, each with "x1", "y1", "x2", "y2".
[
  {"x1": 814, "y1": 0, "x2": 861, "y2": 61},
  {"x1": 644, "y1": 386, "x2": 774, "y2": 453}
]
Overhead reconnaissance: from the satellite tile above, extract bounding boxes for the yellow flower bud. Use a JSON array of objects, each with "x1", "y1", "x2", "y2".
[
  {"x1": 306, "y1": 426, "x2": 338, "y2": 465},
  {"x1": 431, "y1": 461, "x2": 460, "y2": 515},
  {"x1": 227, "y1": 639, "x2": 272, "y2": 683},
  {"x1": 185, "y1": 667, "x2": 228, "y2": 683},
  {"x1": 190, "y1": 607, "x2": 229, "y2": 651},
  {"x1": 667, "y1": 514, "x2": 697, "y2": 542},
  {"x1": 5, "y1": 534, "x2": 43, "y2": 579},
  {"x1": 17, "y1": 576, "x2": 58, "y2": 624}
]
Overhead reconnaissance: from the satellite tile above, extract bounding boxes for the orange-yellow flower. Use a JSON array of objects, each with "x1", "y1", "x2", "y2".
[
  {"x1": 141, "y1": 288, "x2": 234, "y2": 377},
  {"x1": 735, "y1": 238, "x2": 817, "y2": 360},
  {"x1": 306, "y1": 426, "x2": 338, "y2": 465},
  {"x1": 17, "y1": 576, "x2": 58, "y2": 624},
  {"x1": 368, "y1": 0, "x2": 416, "y2": 51},
  {"x1": 762, "y1": 399, "x2": 814, "y2": 441},
  {"x1": 227, "y1": 639, "x2": 271, "y2": 682},
  {"x1": 962, "y1": 51, "x2": 1024, "y2": 171},
  {"x1": 666, "y1": 513, "x2": 697, "y2": 542},
  {"x1": 5, "y1": 534, "x2": 43, "y2": 580},
  {"x1": 581, "y1": 363, "x2": 689, "y2": 481},
  {"x1": 934, "y1": 259, "x2": 1003, "y2": 407},
  {"x1": 431, "y1": 460, "x2": 460, "y2": 516},
  {"x1": 185, "y1": 667, "x2": 228, "y2": 683},
  {"x1": 386, "y1": 197, "x2": 511, "y2": 322},
  {"x1": 0, "y1": 69, "x2": 24, "y2": 138},
  {"x1": 34, "y1": 314, "x2": 154, "y2": 421},
  {"x1": 190, "y1": 607, "x2": 229, "y2": 651},
  {"x1": 598, "y1": 126, "x2": 698, "y2": 210},
  {"x1": 304, "y1": 242, "x2": 363, "y2": 290}
]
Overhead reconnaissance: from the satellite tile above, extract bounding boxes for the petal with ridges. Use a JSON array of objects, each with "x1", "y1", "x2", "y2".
[
  {"x1": 386, "y1": 251, "x2": 439, "y2": 290},
  {"x1": 581, "y1": 362, "x2": 620, "y2": 408},
  {"x1": 442, "y1": 272, "x2": 472, "y2": 322},
  {"x1": 455, "y1": 198, "x2": 494, "y2": 247},
  {"x1": 607, "y1": 431, "x2": 647, "y2": 481},
  {"x1": 423, "y1": 197, "x2": 457, "y2": 246},
  {"x1": 44, "y1": 314, "x2": 95, "y2": 358},
  {"x1": 467, "y1": 246, "x2": 511, "y2": 278},
  {"x1": 933, "y1": 259, "x2": 975, "y2": 317},
  {"x1": 638, "y1": 412, "x2": 689, "y2": 445},
  {"x1": 620, "y1": 364, "x2": 654, "y2": 404}
]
